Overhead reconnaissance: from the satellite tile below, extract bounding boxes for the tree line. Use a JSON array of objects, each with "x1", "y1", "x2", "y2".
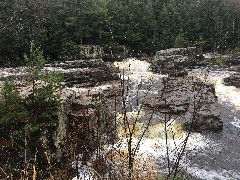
[{"x1": 1, "y1": 0, "x2": 240, "y2": 66}]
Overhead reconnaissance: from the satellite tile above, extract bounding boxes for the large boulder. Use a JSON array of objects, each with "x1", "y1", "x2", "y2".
[
  {"x1": 151, "y1": 47, "x2": 196, "y2": 77},
  {"x1": 144, "y1": 76, "x2": 223, "y2": 132},
  {"x1": 224, "y1": 72, "x2": 240, "y2": 87}
]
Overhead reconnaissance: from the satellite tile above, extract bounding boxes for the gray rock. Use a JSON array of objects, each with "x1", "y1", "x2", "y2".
[
  {"x1": 229, "y1": 66, "x2": 240, "y2": 72},
  {"x1": 45, "y1": 59, "x2": 107, "y2": 69},
  {"x1": 154, "y1": 47, "x2": 196, "y2": 58},
  {"x1": 151, "y1": 47, "x2": 196, "y2": 77},
  {"x1": 144, "y1": 76, "x2": 223, "y2": 132},
  {"x1": 45, "y1": 59, "x2": 120, "y2": 87},
  {"x1": 224, "y1": 72, "x2": 240, "y2": 87}
]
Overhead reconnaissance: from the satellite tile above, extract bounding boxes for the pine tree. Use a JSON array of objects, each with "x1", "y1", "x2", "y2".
[
  {"x1": 23, "y1": 41, "x2": 63, "y2": 178},
  {"x1": 0, "y1": 41, "x2": 63, "y2": 178},
  {"x1": 0, "y1": 81, "x2": 27, "y2": 143}
]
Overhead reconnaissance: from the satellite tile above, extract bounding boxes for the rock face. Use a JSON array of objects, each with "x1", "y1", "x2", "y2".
[
  {"x1": 229, "y1": 65, "x2": 240, "y2": 72},
  {"x1": 48, "y1": 59, "x2": 120, "y2": 162},
  {"x1": 0, "y1": 59, "x2": 120, "y2": 164},
  {"x1": 151, "y1": 47, "x2": 196, "y2": 77},
  {"x1": 144, "y1": 76, "x2": 223, "y2": 132},
  {"x1": 148, "y1": 47, "x2": 223, "y2": 132},
  {"x1": 224, "y1": 72, "x2": 240, "y2": 87},
  {"x1": 56, "y1": 86, "x2": 118, "y2": 163},
  {"x1": 45, "y1": 59, "x2": 120, "y2": 87},
  {"x1": 0, "y1": 59, "x2": 120, "y2": 88}
]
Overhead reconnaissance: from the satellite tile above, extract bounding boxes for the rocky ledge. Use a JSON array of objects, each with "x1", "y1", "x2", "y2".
[
  {"x1": 45, "y1": 59, "x2": 120, "y2": 87},
  {"x1": 55, "y1": 85, "x2": 119, "y2": 161},
  {"x1": 151, "y1": 47, "x2": 196, "y2": 77},
  {"x1": 0, "y1": 59, "x2": 120, "y2": 88},
  {"x1": 144, "y1": 76, "x2": 223, "y2": 132},
  {"x1": 224, "y1": 72, "x2": 240, "y2": 88}
]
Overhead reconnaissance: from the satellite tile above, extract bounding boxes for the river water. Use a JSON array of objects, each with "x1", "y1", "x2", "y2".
[
  {"x1": 114, "y1": 59, "x2": 240, "y2": 180},
  {"x1": 2, "y1": 60, "x2": 238, "y2": 179},
  {"x1": 29, "y1": 59, "x2": 239, "y2": 179},
  {"x1": 188, "y1": 69, "x2": 240, "y2": 180}
]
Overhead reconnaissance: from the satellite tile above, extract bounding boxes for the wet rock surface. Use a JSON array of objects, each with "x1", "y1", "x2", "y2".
[
  {"x1": 144, "y1": 76, "x2": 223, "y2": 132},
  {"x1": 0, "y1": 59, "x2": 120, "y2": 88},
  {"x1": 151, "y1": 47, "x2": 196, "y2": 77},
  {"x1": 45, "y1": 59, "x2": 120, "y2": 87},
  {"x1": 224, "y1": 72, "x2": 240, "y2": 88}
]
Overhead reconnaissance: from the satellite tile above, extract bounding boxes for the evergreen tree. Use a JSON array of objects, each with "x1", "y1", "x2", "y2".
[
  {"x1": 0, "y1": 42, "x2": 63, "y2": 178},
  {"x1": 174, "y1": 34, "x2": 187, "y2": 48},
  {"x1": 24, "y1": 43, "x2": 62, "y2": 177},
  {"x1": 0, "y1": 81, "x2": 27, "y2": 142}
]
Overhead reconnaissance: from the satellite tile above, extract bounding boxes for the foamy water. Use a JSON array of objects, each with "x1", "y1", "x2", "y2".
[
  {"x1": 191, "y1": 70, "x2": 240, "y2": 110},
  {"x1": 190, "y1": 69, "x2": 240, "y2": 132},
  {"x1": 114, "y1": 58, "x2": 165, "y2": 83},
  {"x1": 111, "y1": 59, "x2": 213, "y2": 179},
  {"x1": 71, "y1": 60, "x2": 240, "y2": 179}
]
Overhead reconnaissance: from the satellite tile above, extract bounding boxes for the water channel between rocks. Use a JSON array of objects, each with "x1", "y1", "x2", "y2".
[
  {"x1": 111, "y1": 58, "x2": 240, "y2": 180},
  {"x1": 1, "y1": 58, "x2": 239, "y2": 179}
]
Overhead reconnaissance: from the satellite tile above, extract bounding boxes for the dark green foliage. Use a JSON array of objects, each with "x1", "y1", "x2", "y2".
[
  {"x1": 0, "y1": 42, "x2": 62, "y2": 133},
  {"x1": 0, "y1": 81, "x2": 27, "y2": 140},
  {"x1": 0, "y1": 0, "x2": 240, "y2": 65},
  {"x1": 0, "y1": 42, "x2": 62, "y2": 178},
  {"x1": 174, "y1": 34, "x2": 187, "y2": 48},
  {"x1": 24, "y1": 41, "x2": 62, "y2": 133}
]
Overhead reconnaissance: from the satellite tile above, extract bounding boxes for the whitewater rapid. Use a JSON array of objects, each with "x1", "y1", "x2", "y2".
[
  {"x1": 113, "y1": 59, "x2": 214, "y2": 179},
  {"x1": 114, "y1": 59, "x2": 240, "y2": 180},
  {"x1": 70, "y1": 59, "x2": 240, "y2": 179},
  {"x1": 191, "y1": 69, "x2": 240, "y2": 129}
]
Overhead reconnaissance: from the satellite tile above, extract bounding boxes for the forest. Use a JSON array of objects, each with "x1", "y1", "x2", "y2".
[
  {"x1": 1, "y1": 0, "x2": 240, "y2": 179},
  {"x1": 1, "y1": 0, "x2": 240, "y2": 66}
]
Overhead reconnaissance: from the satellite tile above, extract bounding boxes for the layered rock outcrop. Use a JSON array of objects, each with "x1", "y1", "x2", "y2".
[
  {"x1": 0, "y1": 59, "x2": 120, "y2": 88},
  {"x1": 224, "y1": 72, "x2": 240, "y2": 87},
  {"x1": 144, "y1": 76, "x2": 223, "y2": 132},
  {"x1": 56, "y1": 86, "x2": 118, "y2": 162},
  {"x1": 45, "y1": 59, "x2": 119, "y2": 87},
  {"x1": 151, "y1": 47, "x2": 196, "y2": 77},
  {"x1": 147, "y1": 47, "x2": 224, "y2": 132}
]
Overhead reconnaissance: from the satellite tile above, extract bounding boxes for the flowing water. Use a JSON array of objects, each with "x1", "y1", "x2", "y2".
[
  {"x1": 1, "y1": 61, "x2": 239, "y2": 179},
  {"x1": 114, "y1": 59, "x2": 240, "y2": 180},
  {"x1": 188, "y1": 69, "x2": 240, "y2": 180}
]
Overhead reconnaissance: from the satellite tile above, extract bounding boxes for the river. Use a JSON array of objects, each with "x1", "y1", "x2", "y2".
[
  {"x1": 1, "y1": 59, "x2": 239, "y2": 179},
  {"x1": 114, "y1": 59, "x2": 240, "y2": 180}
]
